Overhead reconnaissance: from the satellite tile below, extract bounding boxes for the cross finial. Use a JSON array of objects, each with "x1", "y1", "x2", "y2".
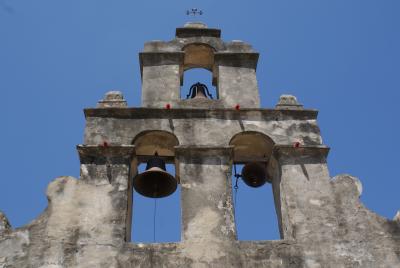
[{"x1": 186, "y1": 8, "x2": 203, "y2": 16}]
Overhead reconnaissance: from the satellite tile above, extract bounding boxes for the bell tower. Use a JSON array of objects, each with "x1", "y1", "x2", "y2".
[
  {"x1": 1, "y1": 22, "x2": 399, "y2": 268},
  {"x1": 140, "y1": 22, "x2": 260, "y2": 108},
  {"x1": 78, "y1": 22, "x2": 400, "y2": 266}
]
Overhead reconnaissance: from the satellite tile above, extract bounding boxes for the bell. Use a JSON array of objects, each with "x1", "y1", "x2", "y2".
[
  {"x1": 241, "y1": 162, "x2": 269, "y2": 188},
  {"x1": 186, "y1": 82, "x2": 213, "y2": 99},
  {"x1": 133, "y1": 153, "x2": 177, "y2": 198},
  {"x1": 191, "y1": 84, "x2": 207, "y2": 99}
]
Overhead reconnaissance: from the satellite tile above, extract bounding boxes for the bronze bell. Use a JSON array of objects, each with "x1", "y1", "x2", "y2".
[
  {"x1": 186, "y1": 82, "x2": 213, "y2": 99},
  {"x1": 133, "y1": 153, "x2": 177, "y2": 198},
  {"x1": 241, "y1": 162, "x2": 269, "y2": 188}
]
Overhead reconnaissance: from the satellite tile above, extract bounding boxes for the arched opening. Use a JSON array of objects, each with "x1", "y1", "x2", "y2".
[
  {"x1": 131, "y1": 163, "x2": 180, "y2": 243},
  {"x1": 183, "y1": 43, "x2": 214, "y2": 71},
  {"x1": 130, "y1": 130, "x2": 181, "y2": 243},
  {"x1": 229, "y1": 131, "x2": 281, "y2": 240},
  {"x1": 180, "y1": 43, "x2": 218, "y2": 100},
  {"x1": 181, "y1": 68, "x2": 217, "y2": 100},
  {"x1": 230, "y1": 131, "x2": 274, "y2": 164},
  {"x1": 133, "y1": 130, "x2": 179, "y2": 159}
]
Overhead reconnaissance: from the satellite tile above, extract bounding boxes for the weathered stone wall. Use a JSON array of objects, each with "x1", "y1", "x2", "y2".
[
  {"x1": 83, "y1": 108, "x2": 322, "y2": 147},
  {"x1": 1, "y1": 106, "x2": 399, "y2": 267}
]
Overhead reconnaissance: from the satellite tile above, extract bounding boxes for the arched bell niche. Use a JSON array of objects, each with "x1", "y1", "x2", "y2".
[
  {"x1": 180, "y1": 68, "x2": 217, "y2": 100},
  {"x1": 133, "y1": 130, "x2": 179, "y2": 160},
  {"x1": 229, "y1": 131, "x2": 275, "y2": 164},
  {"x1": 182, "y1": 43, "x2": 215, "y2": 72},
  {"x1": 130, "y1": 130, "x2": 181, "y2": 243},
  {"x1": 229, "y1": 131, "x2": 281, "y2": 240},
  {"x1": 180, "y1": 43, "x2": 218, "y2": 100}
]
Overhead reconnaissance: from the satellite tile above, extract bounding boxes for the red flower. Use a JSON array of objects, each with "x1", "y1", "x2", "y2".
[
  {"x1": 293, "y1": 141, "x2": 300, "y2": 148},
  {"x1": 165, "y1": 103, "x2": 171, "y2": 109}
]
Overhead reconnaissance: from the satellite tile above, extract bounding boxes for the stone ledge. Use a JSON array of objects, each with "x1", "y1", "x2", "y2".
[
  {"x1": 123, "y1": 239, "x2": 295, "y2": 250},
  {"x1": 177, "y1": 98, "x2": 224, "y2": 109},
  {"x1": 84, "y1": 108, "x2": 318, "y2": 120},
  {"x1": 273, "y1": 145, "x2": 330, "y2": 160},
  {"x1": 139, "y1": 52, "x2": 184, "y2": 66},
  {"x1": 77, "y1": 145, "x2": 136, "y2": 164},
  {"x1": 176, "y1": 27, "x2": 221, "y2": 38},
  {"x1": 139, "y1": 52, "x2": 184, "y2": 78},
  {"x1": 97, "y1": 100, "x2": 127, "y2": 108},
  {"x1": 214, "y1": 52, "x2": 259, "y2": 69}
]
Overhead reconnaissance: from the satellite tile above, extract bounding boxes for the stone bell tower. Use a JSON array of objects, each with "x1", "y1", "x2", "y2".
[{"x1": 0, "y1": 22, "x2": 399, "y2": 268}]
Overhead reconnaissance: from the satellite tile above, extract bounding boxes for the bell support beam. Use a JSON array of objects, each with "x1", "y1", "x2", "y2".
[
  {"x1": 269, "y1": 145, "x2": 339, "y2": 244},
  {"x1": 174, "y1": 145, "x2": 240, "y2": 265},
  {"x1": 77, "y1": 145, "x2": 136, "y2": 243}
]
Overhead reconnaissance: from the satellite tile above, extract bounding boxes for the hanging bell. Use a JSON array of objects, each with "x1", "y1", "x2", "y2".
[
  {"x1": 133, "y1": 153, "x2": 177, "y2": 198},
  {"x1": 186, "y1": 82, "x2": 213, "y2": 99},
  {"x1": 241, "y1": 162, "x2": 269, "y2": 188}
]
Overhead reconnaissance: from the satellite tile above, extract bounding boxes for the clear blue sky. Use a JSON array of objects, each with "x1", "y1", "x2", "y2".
[{"x1": 1, "y1": 0, "x2": 399, "y2": 242}]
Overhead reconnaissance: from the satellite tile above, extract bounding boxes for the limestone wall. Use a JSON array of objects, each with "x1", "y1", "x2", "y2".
[{"x1": 1, "y1": 107, "x2": 399, "y2": 267}]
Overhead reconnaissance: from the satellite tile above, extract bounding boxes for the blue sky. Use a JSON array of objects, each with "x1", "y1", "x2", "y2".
[{"x1": 0, "y1": 0, "x2": 399, "y2": 242}]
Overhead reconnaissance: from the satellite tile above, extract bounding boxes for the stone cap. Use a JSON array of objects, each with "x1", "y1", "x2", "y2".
[
  {"x1": 275, "y1": 95, "x2": 304, "y2": 110},
  {"x1": 97, "y1": 91, "x2": 127, "y2": 108},
  {"x1": 176, "y1": 22, "x2": 221, "y2": 38},
  {"x1": 183, "y1": 22, "x2": 207, "y2": 29}
]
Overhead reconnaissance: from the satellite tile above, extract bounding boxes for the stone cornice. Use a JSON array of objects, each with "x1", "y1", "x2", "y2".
[
  {"x1": 84, "y1": 108, "x2": 318, "y2": 121},
  {"x1": 175, "y1": 27, "x2": 221, "y2": 38},
  {"x1": 139, "y1": 52, "x2": 184, "y2": 78},
  {"x1": 139, "y1": 52, "x2": 184, "y2": 66},
  {"x1": 273, "y1": 145, "x2": 330, "y2": 160},
  {"x1": 214, "y1": 52, "x2": 259, "y2": 69},
  {"x1": 77, "y1": 145, "x2": 136, "y2": 164}
]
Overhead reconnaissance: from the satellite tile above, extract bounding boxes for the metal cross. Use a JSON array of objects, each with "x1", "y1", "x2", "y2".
[{"x1": 186, "y1": 8, "x2": 203, "y2": 16}]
